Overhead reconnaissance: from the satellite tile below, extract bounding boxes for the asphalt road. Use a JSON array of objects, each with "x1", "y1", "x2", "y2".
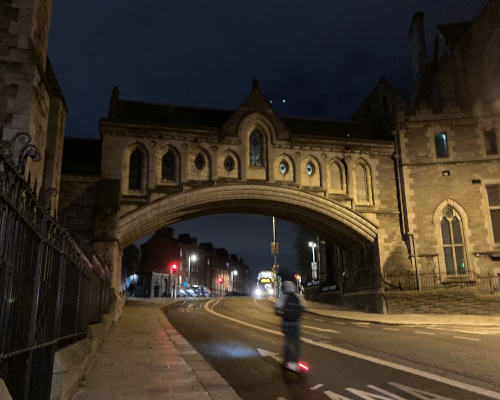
[{"x1": 163, "y1": 297, "x2": 500, "y2": 400}]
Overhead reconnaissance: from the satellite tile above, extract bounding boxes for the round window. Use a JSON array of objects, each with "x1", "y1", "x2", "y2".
[
  {"x1": 443, "y1": 206, "x2": 454, "y2": 219},
  {"x1": 194, "y1": 154, "x2": 205, "y2": 170},
  {"x1": 306, "y1": 162, "x2": 315, "y2": 176},
  {"x1": 224, "y1": 156, "x2": 235, "y2": 172},
  {"x1": 279, "y1": 160, "x2": 289, "y2": 175}
]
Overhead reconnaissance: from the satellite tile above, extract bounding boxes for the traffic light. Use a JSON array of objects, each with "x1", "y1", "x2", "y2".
[
  {"x1": 294, "y1": 274, "x2": 301, "y2": 281},
  {"x1": 171, "y1": 263, "x2": 178, "y2": 273},
  {"x1": 218, "y1": 277, "x2": 222, "y2": 284}
]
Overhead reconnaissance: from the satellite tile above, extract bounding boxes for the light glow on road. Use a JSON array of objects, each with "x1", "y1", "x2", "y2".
[{"x1": 204, "y1": 299, "x2": 500, "y2": 399}]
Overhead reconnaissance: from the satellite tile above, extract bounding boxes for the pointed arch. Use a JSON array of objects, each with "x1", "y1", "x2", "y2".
[
  {"x1": 274, "y1": 153, "x2": 295, "y2": 183},
  {"x1": 249, "y1": 130, "x2": 262, "y2": 166},
  {"x1": 156, "y1": 145, "x2": 180, "y2": 186},
  {"x1": 300, "y1": 155, "x2": 321, "y2": 187},
  {"x1": 187, "y1": 147, "x2": 211, "y2": 182},
  {"x1": 122, "y1": 143, "x2": 148, "y2": 195},
  {"x1": 328, "y1": 157, "x2": 346, "y2": 194},
  {"x1": 353, "y1": 158, "x2": 373, "y2": 205},
  {"x1": 432, "y1": 199, "x2": 471, "y2": 276}
]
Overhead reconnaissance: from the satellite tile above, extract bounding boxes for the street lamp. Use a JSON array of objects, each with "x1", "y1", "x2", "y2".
[
  {"x1": 187, "y1": 253, "x2": 197, "y2": 288},
  {"x1": 308, "y1": 241, "x2": 317, "y2": 280},
  {"x1": 232, "y1": 270, "x2": 238, "y2": 292}
]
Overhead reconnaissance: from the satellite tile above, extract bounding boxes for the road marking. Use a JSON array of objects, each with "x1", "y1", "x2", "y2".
[
  {"x1": 454, "y1": 336, "x2": 480, "y2": 341},
  {"x1": 333, "y1": 322, "x2": 345, "y2": 325},
  {"x1": 415, "y1": 331, "x2": 434, "y2": 335},
  {"x1": 383, "y1": 327, "x2": 399, "y2": 331},
  {"x1": 303, "y1": 325, "x2": 340, "y2": 334},
  {"x1": 204, "y1": 300, "x2": 500, "y2": 399},
  {"x1": 310, "y1": 384, "x2": 323, "y2": 390},
  {"x1": 303, "y1": 316, "x2": 310, "y2": 320},
  {"x1": 314, "y1": 318, "x2": 325, "y2": 322}
]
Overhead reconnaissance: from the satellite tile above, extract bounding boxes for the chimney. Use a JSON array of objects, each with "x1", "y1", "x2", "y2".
[{"x1": 408, "y1": 12, "x2": 428, "y2": 83}]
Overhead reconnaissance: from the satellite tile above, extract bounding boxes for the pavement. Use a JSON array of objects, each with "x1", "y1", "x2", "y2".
[{"x1": 73, "y1": 296, "x2": 500, "y2": 400}]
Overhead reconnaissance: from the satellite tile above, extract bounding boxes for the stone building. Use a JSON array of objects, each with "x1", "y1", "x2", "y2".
[
  {"x1": 139, "y1": 228, "x2": 250, "y2": 296},
  {"x1": 355, "y1": 1, "x2": 500, "y2": 295},
  {"x1": 0, "y1": 0, "x2": 67, "y2": 213}
]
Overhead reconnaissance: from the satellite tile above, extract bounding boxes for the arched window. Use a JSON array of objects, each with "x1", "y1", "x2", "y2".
[
  {"x1": 330, "y1": 162, "x2": 344, "y2": 192},
  {"x1": 129, "y1": 149, "x2": 142, "y2": 190},
  {"x1": 162, "y1": 151, "x2": 175, "y2": 180},
  {"x1": 355, "y1": 163, "x2": 371, "y2": 203},
  {"x1": 435, "y1": 133, "x2": 448, "y2": 158},
  {"x1": 441, "y1": 206, "x2": 466, "y2": 275},
  {"x1": 249, "y1": 130, "x2": 262, "y2": 166}
]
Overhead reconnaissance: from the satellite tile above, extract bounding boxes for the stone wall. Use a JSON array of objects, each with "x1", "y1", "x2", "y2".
[{"x1": 383, "y1": 290, "x2": 500, "y2": 315}]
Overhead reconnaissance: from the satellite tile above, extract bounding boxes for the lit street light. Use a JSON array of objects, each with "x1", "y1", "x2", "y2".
[
  {"x1": 308, "y1": 241, "x2": 317, "y2": 280},
  {"x1": 188, "y1": 253, "x2": 196, "y2": 288}
]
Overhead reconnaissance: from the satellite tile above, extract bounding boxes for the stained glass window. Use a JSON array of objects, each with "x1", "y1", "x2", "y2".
[
  {"x1": 441, "y1": 208, "x2": 467, "y2": 275},
  {"x1": 129, "y1": 149, "x2": 142, "y2": 190},
  {"x1": 249, "y1": 131, "x2": 262, "y2": 166}
]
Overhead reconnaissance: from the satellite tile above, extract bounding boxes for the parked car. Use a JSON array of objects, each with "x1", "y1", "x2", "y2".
[{"x1": 191, "y1": 285, "x2": 212, "y2": 297}]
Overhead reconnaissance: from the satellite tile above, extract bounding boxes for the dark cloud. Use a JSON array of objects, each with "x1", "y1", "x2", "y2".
[{"x1": 49, "y1": 1, "x2": 487, "y2": 278}]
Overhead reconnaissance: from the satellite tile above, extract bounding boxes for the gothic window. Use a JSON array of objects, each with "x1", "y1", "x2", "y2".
[
  {"x1": 355, "y1": 163, "x2": 372, "y2": 204},
  {"x1": 486, "y1": 185, "x2": 500, "y2": 243},
  {"x1": 484, "y1": 130, "x2": 498, "y2": 155},
  {"x1": 279, "y1": 160, "x2": 289, "y2": 175},
  {"x1": 162, "y1": 151, "x2": 175, "y2": 180},
  {"x1": 249, "y1": 130, "x2": 262, "y2": 166},
  {"x1": 435, "y1": 133, "x2": 448, "y2": 158},
  {"x1": 305, "y1": 162, "x2": 315, "y2": 176},
  {"x1": 440, "y1": 207, "x2": 466, "y2": 275},
  {"x1": 224, "y1": 156, "x2": 235, "y2": 172},
  {"x1": 129, "y1": 149, "x2": 142, "y2": 190},
  {"x1": 194, "y1": 154, "x2": 205, "y2": 170}
]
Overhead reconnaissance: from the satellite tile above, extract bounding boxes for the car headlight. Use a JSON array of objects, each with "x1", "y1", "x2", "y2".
[{"x1": 255, "y1": 288, "x2": 262, "y2": 296}]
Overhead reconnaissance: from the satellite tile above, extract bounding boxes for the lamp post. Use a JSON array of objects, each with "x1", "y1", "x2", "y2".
[
  {"x1": 188, "y1": 253, "x2": 197, "y2": 288},
  {"x1": 232, "y1": 270, "x2": 238, "y2": 292},
  {"x1": 308, "y1": 241, "x2": 317, "y2": 280}
]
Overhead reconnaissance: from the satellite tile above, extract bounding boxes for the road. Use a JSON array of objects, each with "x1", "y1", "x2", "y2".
[{"x1": 163, "y1": 297, "x2": 500, "y2": 400}]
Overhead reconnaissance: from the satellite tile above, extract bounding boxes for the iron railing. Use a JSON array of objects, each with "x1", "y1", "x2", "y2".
[
  {"x1": 383, "y1": 271, "x2": 497, "y2": 294},
  {"x1": 0, "y1": 140, "x2": 110, "y2": 400}
]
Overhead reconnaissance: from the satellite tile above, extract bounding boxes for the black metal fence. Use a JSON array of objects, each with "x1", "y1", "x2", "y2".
[
  {"x1": 383, "y1": 271, "x2": 497, "y2": 294},
  {"x1": 0, "y1": 146, "x2": 110, "y2": 399}
]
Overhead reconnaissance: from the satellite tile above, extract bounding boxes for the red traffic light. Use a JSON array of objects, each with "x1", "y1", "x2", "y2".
[
  {"x1": 218, "y1": 277, "x2": 222, "y2": 284},
  {"x1": 171, "y1": 263, "x2": 178, "y2": 272}
]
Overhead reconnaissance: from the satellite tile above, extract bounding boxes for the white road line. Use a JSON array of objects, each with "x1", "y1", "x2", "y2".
[
  {"x1": 333, "y1": 322, "x2": 345, "y2": 325},
  {"x1": 383, "y1": 327, "x2": 399, "y2": 331},
  {"x1": 454, "y1": 336, "x2": 480, "y2": 341},
  {"x1": 303, "y1": 325, "x2": 340, "y2": 334},
  {"x1": 302, "y1": 316, "x2": 310, "y2": 319},
  {"x1": 314, "y1": 318, "x2": 325, "y2": 322},
  {"x1": 415, "y1": 331, "x2": 434, "y2": 335},
  {"x1": 310, "y1": 384, "x2": 324, "y2": 390},
  {"x1": 204, "y1": 300, "x2": 500, "y2": 400}
]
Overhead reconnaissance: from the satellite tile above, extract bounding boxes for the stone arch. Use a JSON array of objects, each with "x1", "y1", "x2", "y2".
[
  {"x1": 300, "y1": 155, "x2": 321, "y2": 187},
  {"x1": 353, "y1": 158, "x2": 373, "y2": 206},
  {"x1": 217, "y1": 148, "x2": 240, "y2": 179},
  {"x1": 119, "y1": 185, "x2": 378, "y2": 249},
  {"x1": 187, "y1": 147, "x2": 211, "y2": 182},
  {"x1": 122, "y1": 142, "x2": 148, "y2": 196},
  {"x1": 328, "y1": 157, "x2": 347, "y2": 194},
  {"x1": 431, "y1": 199, "x2": 473, "y2": 275},
  {"x1": 273, "y1": 153, "x2": 295, "y2": 183},
  {"x1": 156, "y1": 144, "x2": 180, "y2": 186}
]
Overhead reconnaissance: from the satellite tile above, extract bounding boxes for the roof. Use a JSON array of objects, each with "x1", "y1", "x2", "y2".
[
  {"x1": 105, "y1": 98, "x2": 381, "y2": 141},
  {"x1": 110, "y1": 100, "x2": 233, "y2": 130},
  {"x1": 436, "y1": 21, "x2": 473, "y2": 50},
  {"x1": 62, "y1": 137, "x2": 101, "y2": 174}
]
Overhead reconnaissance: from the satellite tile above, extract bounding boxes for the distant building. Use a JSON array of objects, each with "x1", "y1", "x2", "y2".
[{"x1": 140, "y1": 229, "x2": 249, "y2": 296}]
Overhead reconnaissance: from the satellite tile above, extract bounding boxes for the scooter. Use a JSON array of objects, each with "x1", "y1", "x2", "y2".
[{"x1": 282, "y1": 360, "x2": 309, "y2": 378}]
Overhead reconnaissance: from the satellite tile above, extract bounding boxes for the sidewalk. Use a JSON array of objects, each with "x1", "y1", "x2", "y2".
[
  {"x1": 73, "y1": 297, "x2": 240, "y2": 400},
  {"x1": 290, "y1": 298, "x2": 500, "y2": 327}
]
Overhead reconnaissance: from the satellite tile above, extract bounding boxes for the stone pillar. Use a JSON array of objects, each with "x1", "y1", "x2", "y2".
[{"x1": 93, "y1": 179, "x2": 123, "y2": 321}]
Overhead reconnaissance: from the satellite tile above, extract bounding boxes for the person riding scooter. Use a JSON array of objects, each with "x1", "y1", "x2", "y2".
[{"x1": 274, "y1": 280, "x2": 306, "y2": 372}]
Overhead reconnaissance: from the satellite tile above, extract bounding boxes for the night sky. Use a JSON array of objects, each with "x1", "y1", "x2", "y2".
[{"x1": 48, "y1": 1, "x2": 487, "y2": 281}]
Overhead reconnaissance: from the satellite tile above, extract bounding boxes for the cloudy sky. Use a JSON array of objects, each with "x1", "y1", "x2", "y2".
[{"x1": 48, "y1": 1, "x2": 486, "y2": 281}]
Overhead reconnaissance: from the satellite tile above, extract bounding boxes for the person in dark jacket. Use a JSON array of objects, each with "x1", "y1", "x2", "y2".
[{"x1": 274, "y1": 280, "x2": 306, "y2": 372}]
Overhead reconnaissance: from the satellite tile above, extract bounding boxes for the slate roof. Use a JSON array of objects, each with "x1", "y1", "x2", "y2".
[
  {"x1": 62, "y1": 137, "x2": 101, "y2": 174},
  {"x1": 107, "y1": 99, "x2": 381, "y2": 141},
  {"x1": 436, "y1": 21, "x2": 473, "y2": 50}
]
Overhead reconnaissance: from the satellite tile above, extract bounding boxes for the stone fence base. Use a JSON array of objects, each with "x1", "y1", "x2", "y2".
[{"x1": 383, "y1": 289, "x2": 500, "y2": 315}]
